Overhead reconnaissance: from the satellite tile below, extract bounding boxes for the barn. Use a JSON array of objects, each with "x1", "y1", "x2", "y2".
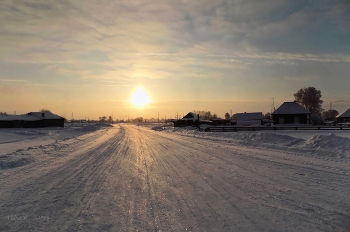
[
  {"x1": 337, "y1": 109, "x2": 350, "y2": 123},
  {"x1": 272, "y1": 101, "x2": 310, "y2": 124}
]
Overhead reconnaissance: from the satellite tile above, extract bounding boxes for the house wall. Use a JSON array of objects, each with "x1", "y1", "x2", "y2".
[
  {"x1": 23, "y1": 120, "x2": 43, "y2": 128},
  {"x1": 337, "y1": 117, "x2": 350, "y2": 123},
  {"x1": 272, "y1": 114, "x2": 308, "y2": 124},
  {"x1": 43, "y1": 119, "x2": 65, "y2": 127},
  {"x1": 173, "y1": 120, "x2": 195, "y2": 127},
  {"x1": 211, "y1": 119, "x2": 230, "y2": 126},
  {"x1": 0, "y1": 121, "x2": 15, "y2": 128}
]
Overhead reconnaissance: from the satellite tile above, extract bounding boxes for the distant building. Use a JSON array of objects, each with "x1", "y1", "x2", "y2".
[
  {"x1": 235, "y1": 112, "x2": 263, "y2": 126},
  {"x1": 272, "y1": 101, "x2": 310, "y2": 124},
  {"x1": 0, "y1": 112, "x2": 65, "y2": 128},
  {"x1": 337, "y1": 109, "x2": 350, "y2": 123},
  {"x1": 170, "y1": 112, "x2": 212, "y2": 127}
]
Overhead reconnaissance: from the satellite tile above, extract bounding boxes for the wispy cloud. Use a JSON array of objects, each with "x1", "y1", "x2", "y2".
[
  {"x1": 0, "y1": 0, "x2": 349, "y2": 116},
  {"x1": 1, "y1": 79, "x2": 31, "y2": 83}
]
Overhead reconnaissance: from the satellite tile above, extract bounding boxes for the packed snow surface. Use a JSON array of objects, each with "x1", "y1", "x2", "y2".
[{"x1": 0, "y1": 123, "x2": 349, "y2": 231}]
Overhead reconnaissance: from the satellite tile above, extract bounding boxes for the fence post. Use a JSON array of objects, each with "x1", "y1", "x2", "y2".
[
  {"x1": 318, "y1": 127, "x2": 320, "y2": 130},
  {"x1": 234, "y1": 127, "x2": 236, "y2": 132},
  {"x1": 274, "y1": 127, "x2": 276, "y2": 131},
  {"x1": 295, "y1": 127, "x2": 297, "y2": 130},
  {"x1": 198, "y1": 114, "x2": 200, "y2": 131}
]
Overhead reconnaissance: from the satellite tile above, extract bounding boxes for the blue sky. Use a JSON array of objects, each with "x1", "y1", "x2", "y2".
[{"x1": 0, "y1": 0, "x2": 349, "y2": 119}]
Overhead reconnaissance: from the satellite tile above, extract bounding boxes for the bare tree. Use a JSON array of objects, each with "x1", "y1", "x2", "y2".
[
  {"x1": 0, "y1": 112, "x2": 7, "y2": 115},
  {"x1": 40, "y1": 109, "x2": 52, "y2": 113},
  {"x1": 322, "y1": 109, "x2": 339, "y2": 120},
  {"x1": 264, "y1": 112, "x2": 271, "y2": 119},
  {"x1": 294, "y1": 87, "x2": 323, "y2": 115},
  {"x1": 224, "y1": 112, "x2": 230, "y2": 119},
  {"x1": 193, "y1": 110, "x2": 218, "y2": 120},
  {"x1": 99, "y1": 116, "x2": 107, "y2": 122}
]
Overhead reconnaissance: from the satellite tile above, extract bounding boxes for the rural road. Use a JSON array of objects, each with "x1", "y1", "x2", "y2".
[{"x1": 0, "y1": 124, "x2": 349, "y2": 231}]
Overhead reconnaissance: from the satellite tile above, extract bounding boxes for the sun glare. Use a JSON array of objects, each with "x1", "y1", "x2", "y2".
[{"x1": 131, "y1": 88, "x2": 150, "y2": 108}]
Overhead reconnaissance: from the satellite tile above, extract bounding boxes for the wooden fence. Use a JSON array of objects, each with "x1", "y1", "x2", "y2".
[{"x1": 205, "y1": 126, "x2": 350, "y2": 132}]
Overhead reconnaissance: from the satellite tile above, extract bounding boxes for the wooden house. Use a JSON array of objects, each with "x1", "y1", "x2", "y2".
[
  {"x1": 337, "y1": 109, "x2": 350, "y2": 123},
  {"x1": 272, "y1": 101, "x2": 310, "y2": 124}
]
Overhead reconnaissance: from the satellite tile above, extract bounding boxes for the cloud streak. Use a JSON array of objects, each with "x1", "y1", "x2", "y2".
[{"x1": 0, "y1": 0, "x2": 349, "y2": 117}]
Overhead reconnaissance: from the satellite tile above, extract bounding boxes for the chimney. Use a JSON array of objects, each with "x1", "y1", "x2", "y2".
[{"x1": 42, "y1": 113, "x2": 45, "y2": 117}]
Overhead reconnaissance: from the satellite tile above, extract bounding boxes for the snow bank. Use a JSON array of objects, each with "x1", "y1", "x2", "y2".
[
  {"x1": 0, "y1": 123, "x2": 115, "y2": 169},
  {"x1": 148, "y1": 126, "x2": 350, "y2": 159}
]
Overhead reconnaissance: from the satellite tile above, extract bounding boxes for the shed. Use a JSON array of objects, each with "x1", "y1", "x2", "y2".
[{"x1": 272, "y1": 101, "x2": 310, "y2": 124}]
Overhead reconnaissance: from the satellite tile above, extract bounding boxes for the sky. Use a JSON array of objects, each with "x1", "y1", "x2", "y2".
[{"x1": 0, "y1": 0, "x2": 349, "y2": 120}]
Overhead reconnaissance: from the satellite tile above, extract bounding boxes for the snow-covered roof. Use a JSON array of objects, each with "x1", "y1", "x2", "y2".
[
  {"x1": 0, "y1": 115, "x2": 42, "y2": 121},
  {"x1": 182, "y1": 112, "x2": 197, "y2": 119},
  {"x1": 338, "y1": 109, "x2": 350, "y2": 118},
  {"x1": 235, "y1": 112, "x2": 263, "y2": 121},
  {"x1": 27, "y1": 112, "x2": 65, "y2": 119},
  {"x1": 272, "y1": 102, "x2": 310, "y2": 115},
  {"x1": 0, "y1": 112, "x2": 65, "y2": 121}
]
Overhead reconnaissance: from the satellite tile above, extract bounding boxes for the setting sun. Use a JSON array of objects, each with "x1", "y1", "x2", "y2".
[{"x1": 131, "y1": 88, "x2": 150, "y2": 108}]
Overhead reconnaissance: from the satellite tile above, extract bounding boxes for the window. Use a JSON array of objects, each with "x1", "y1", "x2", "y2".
[
  {"x1": 279, "y1": 117, "x2": 284, "y2": 124},
  {"x1": 294, "y1": 117, "x2": 300, "y2": 123}
]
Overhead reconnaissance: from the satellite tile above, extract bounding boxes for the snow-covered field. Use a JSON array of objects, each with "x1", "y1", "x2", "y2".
[{"x1": 0, "y1": 123, "x2": 349, "y2": 231}]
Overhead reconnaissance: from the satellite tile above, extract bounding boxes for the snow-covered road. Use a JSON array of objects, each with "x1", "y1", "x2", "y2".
[{"x1": 0, "y1": 124, "x2": 349, "y2": 231}]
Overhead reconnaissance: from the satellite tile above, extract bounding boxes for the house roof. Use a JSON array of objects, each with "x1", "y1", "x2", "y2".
[
  {"x1": 0, "y1": 112, "x2": 65, "y2": 121},
  {"x1": 177, "y1": 112, "x2": 212, "y2": 122},
  {"x1": 235, "y1": 112, "x2": 263, "y2": 121},
  {"x1": 272, "y1": 102, "x2": 310, "y2": 115},
  {"x1": 0, "y1": 115, "x2": 42, "y2": 121},
  {"x1": 338, "y1": 109, "x2": 350, "y2": 118},
  {"x1": 27, "y1": 112, "x2": 65, "y2": 120},
  {"x1": 182, "y1": 112, "x2": 197, "y2": 119}
]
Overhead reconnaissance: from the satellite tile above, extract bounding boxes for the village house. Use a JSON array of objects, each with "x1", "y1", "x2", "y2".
[
  {"x1": 272, "y1": 101, "x2": 310, "y2": 124},
  {"x1": 170, "y1": 112, "x2": 212, "y2": 127},
  {"x1": 0, "y1": 112, "x2": 65, "y2": 128},
  {"x1": 337, "y1": 109, "x2": 350, "y2": 123}
]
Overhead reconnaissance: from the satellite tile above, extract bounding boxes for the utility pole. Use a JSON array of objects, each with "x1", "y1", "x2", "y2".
[
  {"x1": 158, "y1": 112, "x2": 159, "y2": 123},
  {"x1": 271, "y1": 98, "x2": 275, "y2": 114}
]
